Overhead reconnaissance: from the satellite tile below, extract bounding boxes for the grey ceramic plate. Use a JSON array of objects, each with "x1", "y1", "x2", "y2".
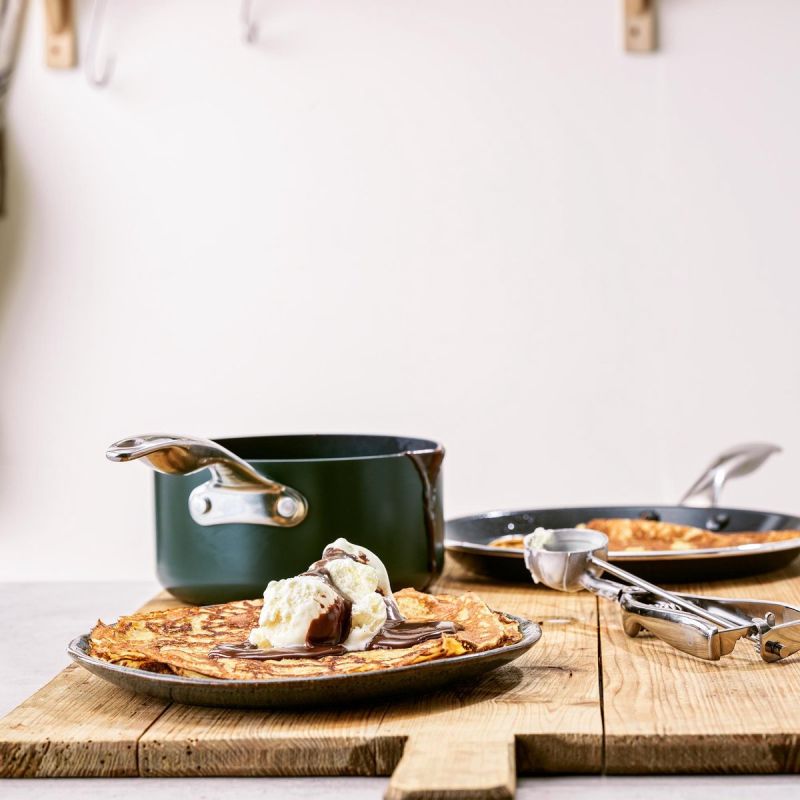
[{"x1": 67, "y1": 614, "x2": 541, "y2": 708}]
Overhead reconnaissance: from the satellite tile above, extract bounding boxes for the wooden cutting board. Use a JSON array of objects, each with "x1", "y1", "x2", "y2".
[
  {"x1": 601, "y1": 562, "x2": 800, "y2": 774},
  {"x1": 2, "y1": 559, "x2": 800, "y2": 797}
]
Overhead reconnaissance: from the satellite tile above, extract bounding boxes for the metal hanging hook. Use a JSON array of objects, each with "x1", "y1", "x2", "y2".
[
  {"x1": 85, "y1": 0, "x2": 115, "y2": 88},
  {"x1": 240, "y1": 0, "x2": 260, "y2": 44}
]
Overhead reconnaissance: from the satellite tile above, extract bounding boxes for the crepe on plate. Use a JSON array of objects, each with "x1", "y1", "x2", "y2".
[
  {"x1": 488, "y1": 518, "x2": 800, "y2": 553},
  {"x1": 88, "y1": 588, "x2": 523, "y2": 679}
]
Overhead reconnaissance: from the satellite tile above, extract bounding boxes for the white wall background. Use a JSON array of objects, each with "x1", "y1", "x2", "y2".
[{"x1": 1, "y1": 0, "x2": 799, "y2": 581}]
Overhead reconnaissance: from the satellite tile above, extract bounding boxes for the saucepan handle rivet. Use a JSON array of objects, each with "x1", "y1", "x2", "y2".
[
  {"x1": 190, "y1": 495, "x2": 212, "y2": 516},
  {"x1": 276, "y1": 496, "x2": 298, "y2": 518}
]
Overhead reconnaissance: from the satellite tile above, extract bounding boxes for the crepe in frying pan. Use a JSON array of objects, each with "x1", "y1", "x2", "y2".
[
  {"x1": 88, "y1": 588, "x2": 523, "y2": 679},
  {"x1": 579, "y1": 519, "x2": 800, "y2": 552},
  {"x1": 488, "y1": 519, "x2": 800, "y2": 553}
]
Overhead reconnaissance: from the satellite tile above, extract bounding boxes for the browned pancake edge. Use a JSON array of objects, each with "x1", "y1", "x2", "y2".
[
  {"x1": 88, "y1": 588, "x2": 524, "y2": 680},
  {"x1": 487, "y1": 519, "x2": 800, "y2": 552}
]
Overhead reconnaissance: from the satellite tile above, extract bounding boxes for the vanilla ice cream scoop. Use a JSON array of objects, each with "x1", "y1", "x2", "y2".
[
  {"x1": 248, "y1": 538, "x2": 395, "y2": 653},
  {"x1": 248, "y1": 574, "x2": 349, "y2": 650},
  {"x1": 323, "y1": 556, "x2": 389, "y2": 649},
  {"x1": 323, "y1": 538, "x2": 392, "y2": 597}
]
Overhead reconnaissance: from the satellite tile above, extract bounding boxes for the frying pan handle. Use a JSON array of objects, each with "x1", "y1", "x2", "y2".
[
  {"x1": 679, "y1": 442, "x2": 782, "y2": 507},
  {"x1": 106, "y1": 434, "x2": 308, "y2": 528}
]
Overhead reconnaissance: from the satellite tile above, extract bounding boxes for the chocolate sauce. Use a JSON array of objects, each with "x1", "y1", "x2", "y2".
[
  {"x1": 404, "y1": 446, "x2": 445, "y2": 581},
  {"x1": 301, "y1": 549, "x2": 358, "y2": 646},
  {"x1": 367, "y1": 619, "x2": 461, "y2": 649},
  {"x1": 209, "y1": 545, "x2": 459, "y2": 662},
  {"x1": 210, "y1": 547, "x2": 362, "y2": 661},
  {"x1": 209, "y1": 641, "x2": 347, "y2": 660},
  {"x1": 384, "y1": 595, "x2": 403, "y2": 622},
  {"x1": 305, "y1": 593, "x2": 351, "y2": 647}
]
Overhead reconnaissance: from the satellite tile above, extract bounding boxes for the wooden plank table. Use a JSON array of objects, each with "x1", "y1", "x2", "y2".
[
  {"x1": 0, "y1": 566, "x2": 601, "y2": 798},
  {"x1": 2, "y1": 560, "x2": 800, "y2": 797},
  {"x1": 601, "y1": 563, "x2": 800, "y2": 774}
]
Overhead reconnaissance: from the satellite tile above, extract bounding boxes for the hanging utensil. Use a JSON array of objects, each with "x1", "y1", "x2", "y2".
[
  {"x1": 240, "y1": 0, "x2": 261, "y2": 44},
  {"x1": 43, "y1": 0, "x2": 76, "y2": 69},
  {"x1": 524, "y1": 527, "x2": 800, "y2": 662},
  {"x1": 0, "y1": 0, "x2": 26, "y2": 214},
  {"x1": 84, "y1": 0, "x2": 114, "y2": 87}
]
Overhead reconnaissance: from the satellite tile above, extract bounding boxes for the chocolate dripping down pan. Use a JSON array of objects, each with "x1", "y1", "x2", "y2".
[{"x1": 446, "y1": 444, "x2": 800, "y2": 583}]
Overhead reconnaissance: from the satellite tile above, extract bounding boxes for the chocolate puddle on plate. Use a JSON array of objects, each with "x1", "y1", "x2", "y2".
[
  {"x1": 209, "y1": 588, "x2": 461, "y2": 662},
  {"x1": 209, "y1": 618, "x2": 461, "y2": 662}
]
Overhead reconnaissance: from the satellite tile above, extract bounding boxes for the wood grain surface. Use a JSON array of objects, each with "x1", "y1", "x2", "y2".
[
  {"x1": 136, "y1": 572, "x2": 602, "y2": 797},
  {"x1": 0, "y1": 564, "x2": 601, "y2": 796},
  {"x1": 601, "y1": 560, "x2": 800, "y2": 774},
  {"x1": 4, "y1": 558, "x2": 800, "y2": 795}
]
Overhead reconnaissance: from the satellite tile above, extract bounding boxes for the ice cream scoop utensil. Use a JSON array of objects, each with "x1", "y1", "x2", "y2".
[{"x1": 524, "y1": 528, "x2": 800, "y2": 662}]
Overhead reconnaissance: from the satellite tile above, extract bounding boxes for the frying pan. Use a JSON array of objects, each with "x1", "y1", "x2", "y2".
[{"x1": 445, "y1": 443, "x2": 800, "y2": 583}]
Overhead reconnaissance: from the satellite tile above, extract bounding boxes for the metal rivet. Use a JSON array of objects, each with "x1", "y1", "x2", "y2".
[
  {"x1": 706, "y1": 513, "x2": 731, "y2": 532},
  {"x1": 276, "y1": 496, "x2": 298, "y2": 518},
  {"x1": 190, "y1": 495, "x2": 211, "y2": 516}
]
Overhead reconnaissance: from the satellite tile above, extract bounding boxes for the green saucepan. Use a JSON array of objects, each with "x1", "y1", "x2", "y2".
[{"x1": 106, "y1": 433, "x2": 445, "y2": 605}]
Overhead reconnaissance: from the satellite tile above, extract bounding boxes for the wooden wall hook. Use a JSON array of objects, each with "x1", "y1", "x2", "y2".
[
  {"x1": 44, "y1": 0, "x2": 76, "y2": 68},
  {"x1": 624, "y1": 0, "x2": 657, "y2": 53}
]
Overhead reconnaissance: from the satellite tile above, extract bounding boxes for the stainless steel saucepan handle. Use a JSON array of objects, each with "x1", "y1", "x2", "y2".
[
  {"x1": 679, "y1": 442, "x2": 782, "y2": 507},
  {"x1": 106, "y1": 434, "x2": 308, "y2": 528}
]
